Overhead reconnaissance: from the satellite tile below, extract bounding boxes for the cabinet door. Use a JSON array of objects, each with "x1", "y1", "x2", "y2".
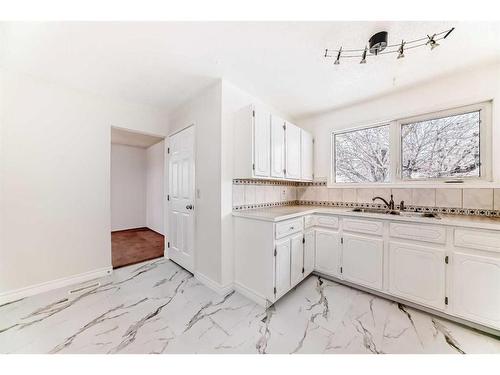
[
  {"x1": 342, "y1": 234, "x2": 383, "y2": 290},
  {"x1": 304, "y1": 229, "x2": 315, "y2": 276},
  {"x1": 285, "y1": 122, "x2": 301, "y2": 180},
  {"x1": 300, "y1": 129, "x2": 313, "y2": 181},
  {"x1": 274, "y1": 237, "x2": 291, "y2": 298},
  {"x1": 315, "y1": 228, "x2": 341, "y2": 277},
  {"x1": 452, "y1": 252, "x2": 500, "y2": 329},
  {"x1": 253, "y1": 108, "x2": 271, "y2": 177},
  {"x1": 270, "y1": 115, "x2": 285, "y2": 178},
  {"x1": 389, "y1": 241, "x2": 446, "y2": 310},
  {"x1": 290, "y1": 233, "x2": 304, "y2": 286}
]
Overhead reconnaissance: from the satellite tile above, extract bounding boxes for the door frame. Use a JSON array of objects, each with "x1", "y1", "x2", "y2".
[
  {"x1": 109, "y1": 125, "x2": 167, "y2": 268},
  {"x1": 165, "y1": 123, "x2": 196, "y2": 272}
]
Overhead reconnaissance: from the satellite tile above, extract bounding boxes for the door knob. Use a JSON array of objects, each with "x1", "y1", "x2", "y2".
[{"x1": 186, "y1": 204, "x2": 193, "y2": 210}]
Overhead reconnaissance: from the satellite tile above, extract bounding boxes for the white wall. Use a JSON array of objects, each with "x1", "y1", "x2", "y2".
[
  {"x1": 111, "y1": 144, "x2": 147, "y2": 231},
  {"x1": 0, "y1": 69, "x2": 168, "y2": 297},
  {"x1": 168, "y1": 81, "x2": 223, "y2": 284},
  {"x1": 299, "y1": 62, "x2": 500, "y2": 183},
  {"x1": 146, "y1": 140, "x2": 165, "y2": 235}
]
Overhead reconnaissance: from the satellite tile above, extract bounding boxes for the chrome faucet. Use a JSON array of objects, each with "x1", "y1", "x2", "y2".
[{"x1": 372, "y1": 194, "x2": 395, "y2": 210}]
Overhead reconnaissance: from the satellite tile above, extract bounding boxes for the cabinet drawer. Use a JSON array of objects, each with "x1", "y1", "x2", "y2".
[
  {"x1": 454, "y1": 229, "x2": 500, "y2": 253},
  {"x1": 275, "y1": 218, "x2": 304, "y2": 239},
  {"x1": 314, "y1": 215, "x2": 339, "y2": 229},
  {"x1": 342, "y1": 218, "x2": 383, "y2": 236},
  {"x1": 390, "y1": 222, "x2": 446, "y2": 244},
  {"x1": 304, "y1": 215, "x2": 315, "y2": 229}
]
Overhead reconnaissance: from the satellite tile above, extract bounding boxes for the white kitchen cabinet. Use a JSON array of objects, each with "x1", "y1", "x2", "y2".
[
  {"x1": 285, "y1": 122, "x2": 301, "y2": 180},
  {"x1": 290, "y1": 233, "x2": 304, "y2": 286},
  {"x1": 275, "y1": 237, "x2": 291, "y2": 298},
  {"x1": 253, "y1": 107, "x2": 271, "y2": 177},
  {"x1": 270, "y1": 115, "x2": 285, "y2": 178},
  {"x1": 389, "y1": 241, "x2": 446, "y2": 310},
  {"x1": 315, "y1": 228, "x2": 341, "y2": 277},
  {"x1": 342, "y1": 233, "x2": 383, "y2": 290},
  {"x1": 300, "y1": 129, "x2": 313, "y2": 181},
  {"x1": 304, "y1": 228, "x2": 315, "y2": 276},
  {"x1": 452, "y1": 252, "x2": 500, "y2": 329}
]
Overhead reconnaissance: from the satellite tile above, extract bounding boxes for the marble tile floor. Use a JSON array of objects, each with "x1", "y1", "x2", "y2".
[{"x1": 1, "y1": 258, "x2": 499, "y2": 354}]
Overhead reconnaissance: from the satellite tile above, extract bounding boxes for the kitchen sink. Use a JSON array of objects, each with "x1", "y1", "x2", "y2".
[{"x1": 351, "y1": 207, "x2": 440, "y2": 219}]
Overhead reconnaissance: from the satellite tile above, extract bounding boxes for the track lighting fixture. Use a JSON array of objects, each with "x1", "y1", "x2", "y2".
[
  {"x1": 360, "y1": 46, "x2": 367, "y2": 64},
  {"x1": 325, "y1": 27, "x2": 454, "y2": 65},
  {"x1": 334, "y1": 47, "x2": 342, "y2": 65},
  {"x1": 397, "y1": 40, "x2": 405, "y2": 59},
  {"x1": 426, "y1": 34, "x2": 439, "y2": 50}
]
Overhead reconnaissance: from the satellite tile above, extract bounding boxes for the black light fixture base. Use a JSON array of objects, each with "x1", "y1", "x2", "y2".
[{"x1": 369, "y1": 31, "x2": 388, "y2": 55}]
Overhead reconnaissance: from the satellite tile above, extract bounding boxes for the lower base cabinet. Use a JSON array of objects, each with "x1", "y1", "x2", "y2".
[
  {"x1": 290, "y1": 233, "x2": 304, "y2": 286},
  {"x1": 452, "y1": 252, "x2": 500, "y2": 328},
  {"x1": 303, "y1": 229, "x2": 315, "y2": 275},
  {"x1": 389, "y1": 241, "x2": 446, "y2": 310},
  {"x1": 274, "y1": 237, "x2": 291, "y2": 298},
  {"x1": 342, "y1": 233, "x2": 383, "y2": 290},
  {"x1": 315, "y1": 228, "x2": 341, "y2": 277}
]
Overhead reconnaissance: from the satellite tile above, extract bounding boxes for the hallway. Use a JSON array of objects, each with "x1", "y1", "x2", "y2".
[{"x1": 111, "y1": 228, "x2": 165, "y2": 268}]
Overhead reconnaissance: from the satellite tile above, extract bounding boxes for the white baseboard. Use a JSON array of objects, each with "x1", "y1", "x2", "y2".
[
  {"x1": 195, "y1": 272, "x2": 233, "y2": 297},
  {"x1": 0, "y1": 267, "x2": 113, "y2": 305},
  {"x1": 233, "y1": 281, "x2": 269, "y2": 307}
]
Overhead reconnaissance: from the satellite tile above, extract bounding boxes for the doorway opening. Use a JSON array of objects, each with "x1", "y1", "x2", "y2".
[{"x1": 110, "y1": 127, "x2": 166, "y2": 269}]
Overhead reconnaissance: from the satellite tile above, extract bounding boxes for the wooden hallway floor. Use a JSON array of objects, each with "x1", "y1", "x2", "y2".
[{"x1": 111, "y1": 228, "x2": 165, "y2": 269}]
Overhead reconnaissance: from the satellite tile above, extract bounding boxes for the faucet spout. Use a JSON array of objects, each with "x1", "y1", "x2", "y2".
[{"x1": 372, "y1": 194, "x2": 395, "y2": 210}]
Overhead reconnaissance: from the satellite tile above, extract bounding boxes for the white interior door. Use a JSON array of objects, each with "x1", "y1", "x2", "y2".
[{"x1": 168, "y1": 125, "x2": 195, "y2": 272}]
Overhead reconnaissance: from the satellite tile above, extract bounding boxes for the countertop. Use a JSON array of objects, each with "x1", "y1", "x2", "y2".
[{"x1": 232, "y1": 205, "x2": 500, "y2": 231}]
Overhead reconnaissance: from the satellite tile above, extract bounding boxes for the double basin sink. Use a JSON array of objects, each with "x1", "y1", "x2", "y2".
[{"x1": 351, "y1": 207, "x2": 440, "y2": 219}]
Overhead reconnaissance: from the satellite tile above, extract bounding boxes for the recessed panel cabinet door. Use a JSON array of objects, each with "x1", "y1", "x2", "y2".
[
  {"x1": 290, "y1": 233, "x2": 304, "y2": 286},
  {"x1": 342, "y1": 234, "x2": 383, "y2": 290},
  {"x1": 315, "y1": 228, "x2": 340, "y2": 277},
  {"x1": 270, "y1": 115, "x2": 285, "y2": 178},
  {"x1": 300, "y1": 129, "x2": 313, "y2": 181},
  {"x1": 253, "y1": 108, "x2": 271, "y2": 177},
  {"x1": 274, "y1": 237, "x2": 291, "y2": 298},
  {"x1": 285, "y1": 122, "x2": 301, "y2": 180},
  {"x1": 452, "y1": 252, "x2": 500, "y2": 329},
  {"x1": 303, "y1": 229, "x2": 315, "y2": 276},
  {"x1": 389, "y1": 241, "x2": 445, "y2": 310}
]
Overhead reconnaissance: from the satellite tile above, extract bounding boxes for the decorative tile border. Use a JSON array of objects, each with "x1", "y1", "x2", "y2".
[
  {"x1": 233, "y1": 200, "x2": 299, "y2": 211},
  {"x1": 297, "y1": 200, "x2": 500, "y2": 218},
  {"x1": 233, "y1": 179, "x2": 299, "y2": 186}
]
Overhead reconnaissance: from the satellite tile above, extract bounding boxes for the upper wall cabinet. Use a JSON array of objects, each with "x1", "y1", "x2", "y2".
[
  {"x1": 233, "y1": 105, "x2": 313, "y2": 182},
  {"x1": 271, "y1": 115, "x2": 285, "y2": 178},
  {"x1": 301, "y1": 129, "x2": 313, "y2": 181},
  {"x1": 285, "y1": 122, "x2": 301, "y2": 180}
]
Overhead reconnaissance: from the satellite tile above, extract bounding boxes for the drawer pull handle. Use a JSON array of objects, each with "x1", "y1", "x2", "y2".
[{"x1": 290, "y1": 226, "x2": 294, "y2": 230}]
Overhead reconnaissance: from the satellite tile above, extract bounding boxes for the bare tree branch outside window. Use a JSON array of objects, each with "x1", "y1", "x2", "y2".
[
  {"x1": 335, "y1": 125, "x2": 390, "y2": 183},
  {"x1": 401, "y1": 111, "x2": 480, "y2": 180}
]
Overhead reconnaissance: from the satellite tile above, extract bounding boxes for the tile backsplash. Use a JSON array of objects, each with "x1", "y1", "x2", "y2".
[{"x1": 233, "y1": 179, "x2": 500, "y2": 217}]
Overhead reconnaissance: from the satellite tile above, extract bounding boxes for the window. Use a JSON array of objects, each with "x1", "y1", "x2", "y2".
[
  {"x1": 334, "y1": 124, "x2": 390, "y2": 183},
  {"x1": 330, "y1": 102, "x2": 491, "y2": 186},
  {"x1": 401, "y1": 111, "x2": 480, "y2": 180}
]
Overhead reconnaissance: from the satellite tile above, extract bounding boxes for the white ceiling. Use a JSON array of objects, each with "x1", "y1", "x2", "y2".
[
  {"x1": 1, "y1": 21, "x2": 499, "y2": 119},
  {"x1": 111, "y1": 127, "x2": 164, "y2": 148}
]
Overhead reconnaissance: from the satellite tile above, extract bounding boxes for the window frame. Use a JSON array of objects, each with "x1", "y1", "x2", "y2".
[{"x1": 329, "y1": 101, "x2": 492, "y2": 187}]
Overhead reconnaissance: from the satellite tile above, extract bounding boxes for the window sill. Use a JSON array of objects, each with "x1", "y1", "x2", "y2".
[{"x1": 326, "y1": 182, "x2": 500, "y2": 189}]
